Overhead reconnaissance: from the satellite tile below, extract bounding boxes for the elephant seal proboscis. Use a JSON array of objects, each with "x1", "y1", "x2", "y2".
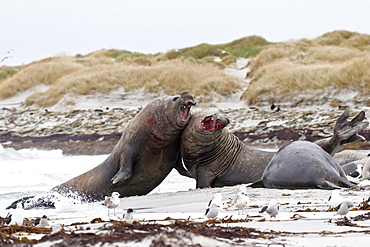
[
  {"x1": 260, "y1": 141, "x2": 355, "y2": 189},
  {"x1": 180, "y1": 109, "x2": 368, "y2": 189},
  {"x1": 7, "y1": 91, "x2": 196, "y2": 209}
]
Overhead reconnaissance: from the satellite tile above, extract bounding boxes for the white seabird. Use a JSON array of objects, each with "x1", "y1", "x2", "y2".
[
  {"x1": 347, "y1": 163, "x2": 364, "y2": 182},
  {"x1": 259, "y1": 200, "x2": 279, "y2": 220},
  {"x1": 328, "y1": 191, "x2": 343, "y2": 209},
  {"x1": 234, "y1": 185, "x2": 250, "y2": 215},
  {"x1": 36, "y1": 215, "x2": 49, "y2": 228},
  {"x1": 123, "y1": 208, "x2": 134, "y2": 224},
  {"x1": 104, "y1": 192, "x2": 120, "y2": 216},
  {"x1": 205, "y1": 202, "x2": 219, "y2": 219},
  {"x1": 6, "y1": 202, "x2": 24, "y2": 226},
  {"x1": 335, "y1": 200, "x2": 354, "y2": 218}
]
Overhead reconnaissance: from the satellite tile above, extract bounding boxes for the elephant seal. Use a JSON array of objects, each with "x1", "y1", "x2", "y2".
[
  {"x1": 53, "y1": 91, "x2": 196, "y2": 200},
  {"x1": 7, "y1": 91, "x2": 196, "y2": 209},
  {"x1": 180, "y1": 111, "x2": 275, "y2": 188},
  {"x1": 260, "y1": 141, "x2": 355, "y2": 189},
  {"x1": 180, "y1": 109, "x2": 368, "y2": 189}
]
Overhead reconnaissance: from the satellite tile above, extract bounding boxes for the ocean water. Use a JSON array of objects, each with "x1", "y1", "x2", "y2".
[{"x1": 0, "y1": 144, "x2": 195, "y2": 213}]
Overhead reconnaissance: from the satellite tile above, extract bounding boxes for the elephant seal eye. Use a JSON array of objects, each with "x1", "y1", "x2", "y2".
[{"x1": 172, "y1": 96, "x2": 179, "y2": 101}]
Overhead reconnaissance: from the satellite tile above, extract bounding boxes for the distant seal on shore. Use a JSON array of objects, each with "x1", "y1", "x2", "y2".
[
  {"x1": 7, "y1": 91, "x2": 196, "y2": 208},
  {"x1": 259, "y1": 141, "x2": 356, "y2": 189},
  {"x1": 180, "y1": 109, "x2": 368, "y2": 189}
]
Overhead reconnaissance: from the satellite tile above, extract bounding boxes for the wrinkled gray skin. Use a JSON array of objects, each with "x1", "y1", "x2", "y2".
[
  {"x1": 261, "y1": 141, "x2": 355, "y2": 189},
  {"x1": 181, "y1": 111, "x2": 274, "y2": 188},
  {"x1": 180, "y1": 109, "x2": 368, "y2": 189},
  {"x1": 52, "y1": 91, "x2": 196, "y2": 200},
  {"x1": 7, "y1": 92, "x2": 196, "y2": 209}
]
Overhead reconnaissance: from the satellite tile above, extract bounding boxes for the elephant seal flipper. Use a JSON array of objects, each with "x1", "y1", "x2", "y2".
[
  {"x1": 111, "y1": 142, "x2": 137, "y2": 184},
  {"x1": 317, "y1": 181, "x2": 342, "y2": 190}
]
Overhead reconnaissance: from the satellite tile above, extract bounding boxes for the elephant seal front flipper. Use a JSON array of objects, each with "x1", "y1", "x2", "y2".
[{"x1": 111, "y1": 141, "x2": 137, "y2": 184}]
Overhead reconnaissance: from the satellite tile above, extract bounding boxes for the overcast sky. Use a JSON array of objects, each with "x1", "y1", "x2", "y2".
[{"x1": 1, "y1": 0, "x2": 370, "y2": 66}]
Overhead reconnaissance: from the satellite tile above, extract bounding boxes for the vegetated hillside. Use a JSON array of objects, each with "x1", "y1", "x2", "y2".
[
  {"x1": 0, "y1": 36, "x2": 267, "y2": 108},
  {"x1": 241, "y1": 30, "x2": 370, "y2": 108},
  {"x1": 1, "y1": 30, "x2": 370, "y2": 109}
]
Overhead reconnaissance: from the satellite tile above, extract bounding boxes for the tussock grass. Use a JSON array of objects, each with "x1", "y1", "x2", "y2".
[
  {"x1": 242, "y1": 30, "x2": 370, "y2": 106},
  {"x1": 0, "y1": 57, "x2": 84, "y2": 99},
  {"x1": 24, "y1": 60, "x2": 244, "y2": 107},
  {"x1": 0, "y1": 35, "x2": 265, "y2": 107},
  {"x1": 3, "y1": 30, "x2": 370, "y2": 108}
]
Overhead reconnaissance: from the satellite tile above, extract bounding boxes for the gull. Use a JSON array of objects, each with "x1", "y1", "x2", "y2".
[
  {"x1": 259, "y1": 200, "x2": 279, "y2": 220},
  {"x1": 175, "y1": 49, "x2": 182, "y2": 54},
  {"x1": 205, "y1": 202, "x2": 219, "y2": 219},
  {"x1": 335, "y1": 200, "x2": 354, "y2": 218},
  {"x1": 35, "y1": 215, "x2": 49, "y2": 228},
  {"x1": 104, "y1": 192, "x2": 120, "y2": 216},
  {"x1": 123, "y1": 208, "x2": 134, "y2": 224},
  {"x1": 6, "y1": 202, "x2": 24, "y2": 226},
  {"x1": 234, "y1": 185, "x2": 250, "y2": 215},
  {"x1": 328, "y1": 191, "x2": 343, "y2": 209}
]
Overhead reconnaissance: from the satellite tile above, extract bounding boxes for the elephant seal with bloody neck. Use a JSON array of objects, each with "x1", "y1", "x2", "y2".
[
  {"x1": 180, "y1": 109, "x2": 368, "y2": 189},
  {"x1": 7, "y1": 91, "x2": 196, "y2": 209},
  {"x1": 52, "y1": 91, "x2": 196, "y2": 200}
]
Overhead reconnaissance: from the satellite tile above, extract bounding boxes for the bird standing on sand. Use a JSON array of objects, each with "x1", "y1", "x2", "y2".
[
  {"x1": 335, "y1": 200, "x2": 354, "y2": 218},
  {"x1": 104, "y1": 192, "x2": 120, "y2": 216},
  {"x1": 35, "y1": 215, "x2": 49, "y2": 228},
  {"x1": 6, "y1": 202, "x2": 24, "y2": 226},
  {"x1": 328, "y1": 191, "x2": 343, "y2": 209},
  {"x1": 234, "y1": 185, "x2": 250, "y2": 215},
  {"x1": 346, "y1": 163, "x2": 363, "y2": 182},
  {"x1": 205, "y1": 202, "x2": 219, "y2": 219},
  {"x1": 123, "y1": 208, "x2": 134, "y2": 224},
  {"x1": 259, "y1": 200, "x2": 279, "y2": 220}
]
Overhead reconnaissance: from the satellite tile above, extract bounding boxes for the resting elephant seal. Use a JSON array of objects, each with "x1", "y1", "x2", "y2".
[
  {"x1": 7, "y1": 91, "x2": 196, "y2": 209},
  {"x1": 180, "y1": 108, "x2": 368, "y2": 189},
  {"x1": 260, "y1": 141, "x2": 355, "y2": 189}
]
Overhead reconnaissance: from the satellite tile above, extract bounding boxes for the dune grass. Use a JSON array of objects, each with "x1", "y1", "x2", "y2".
[
  {"x1": 0, "y1": 36, "x2": 266, "y2": 107},
  {"x1": 23, "y1": 60, "x2": 244, "y2": 107},
  {"x1": 2, "y1": 30, "x2": 370, "y2": 108},
  {"x1": 241, "y1": 30, "x2": 370, "y2": 106}
]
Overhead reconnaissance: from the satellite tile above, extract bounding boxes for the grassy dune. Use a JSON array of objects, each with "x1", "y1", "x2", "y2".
[
  {"x1": 0, "y1": 36, "x2": 267, "y2": 107},
  {"x1": 1, "y1": 30, "x2": 370, "y2": 108},
  {"x1": 241, "y1": 30, "x2": 370, "y2": 107}
]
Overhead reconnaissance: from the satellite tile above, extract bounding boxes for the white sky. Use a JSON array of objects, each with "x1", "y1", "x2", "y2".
[{"x1": 1, "y1": 0, "x2": 370, "y2": 66}]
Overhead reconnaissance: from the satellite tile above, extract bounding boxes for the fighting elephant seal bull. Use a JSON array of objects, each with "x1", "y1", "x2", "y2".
[
  {"x1": 7, "y1": 91, "x2": 196, "y2": 209},
  {"x1": 180, "y1": 108, "x2": 368, "y2": 189},
  {"x1": 53, "y1": 91, "x2": 196, "y2": 200}
]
